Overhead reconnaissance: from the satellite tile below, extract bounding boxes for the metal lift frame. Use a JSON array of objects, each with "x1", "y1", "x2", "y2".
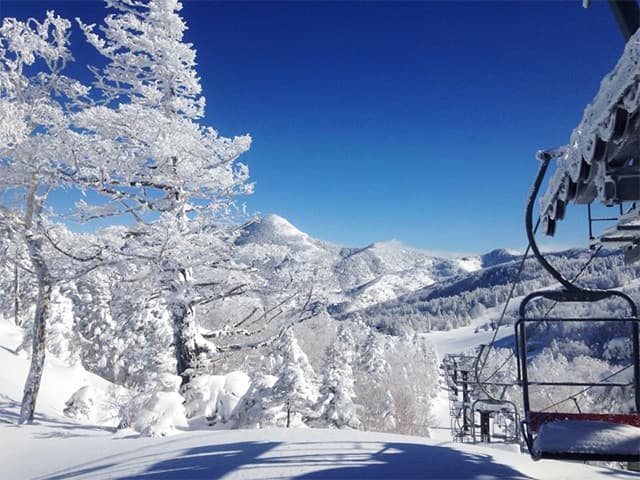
[
  {"x1": 517, "y1": 152, "x2": 640, "y2": 462},
  {"x1": 517, "y1": 289, "x2": 640, "y2": 461}
]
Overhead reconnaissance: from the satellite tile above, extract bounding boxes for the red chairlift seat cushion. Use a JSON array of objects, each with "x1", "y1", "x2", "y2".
[{"x1": 529, "y1": 411, "x2": 640, "y2": 431}]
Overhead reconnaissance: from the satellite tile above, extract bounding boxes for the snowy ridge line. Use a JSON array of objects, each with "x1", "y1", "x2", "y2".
[{"x1": 540, "y1": 28, "x2": 640, "y2": 236}]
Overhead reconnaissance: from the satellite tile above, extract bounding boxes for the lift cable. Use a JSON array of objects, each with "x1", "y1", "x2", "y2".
[
  {"x1": 476, "y1": 150, "x2": 606, "y2": 395},
  {"x1": 475, "y1": 230, "x2": 535, "y2": 382},
  {"x1": 482, "y1": 244, "x2": 604, "y2": 384},
  {"x1": 539, "y1": 364, "x2": 632, "y2": 413}
]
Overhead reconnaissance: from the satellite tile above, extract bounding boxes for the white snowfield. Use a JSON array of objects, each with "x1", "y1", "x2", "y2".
[
  {"x1": 3, "y1": 422, "x2": 639, "y2": 480},
  {"x1": 0, "y1": 318, "x2": 636, "y2": 480}
]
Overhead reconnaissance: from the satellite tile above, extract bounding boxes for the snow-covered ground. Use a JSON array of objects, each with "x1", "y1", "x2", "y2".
[
  {"x1": 5, "y1": 422, "x2": 638, "y2": 480},
  {"x1": 1, "y1": 317, "x2": 635, "y2": 479},
  {"x1": 0, "y1": 316, "x2": 116, "y2": 422}
]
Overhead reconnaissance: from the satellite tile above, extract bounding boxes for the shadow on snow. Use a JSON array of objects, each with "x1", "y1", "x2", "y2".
[
  {"x1": 45, "y1": 439, "x2": 534, "y2": 479},
  {"x1": 293, "y1": 442, "x2": 533, "y2": 480},
  {"x1": 44, "y1": 441, "x2": 281, "y2": 480}
]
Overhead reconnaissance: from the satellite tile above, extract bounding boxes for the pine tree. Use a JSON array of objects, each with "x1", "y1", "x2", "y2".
[
  {"x1": 356, "y1": 328, "x2": 396, "y2": 432},
  {"x1": 232, "y1": 329, "x2": 317, "y2": 428},
  {"x1": 316, "y1": 323, "x2": 360, "y2": 429},
  {"x1": 270, "y1": 329, "x2": 318, "y2": 426}
]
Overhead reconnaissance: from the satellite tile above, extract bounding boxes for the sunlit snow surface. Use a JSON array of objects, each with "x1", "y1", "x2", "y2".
[
  {"x1": 0, "y1": 318, "x2": 636, "y2": 480},
  {"x1": 533, "y1": 420, "x2": 640, "y2": 457},
  {"x1": 3, "y1": 425, "x2": 639, "y2": 480}
]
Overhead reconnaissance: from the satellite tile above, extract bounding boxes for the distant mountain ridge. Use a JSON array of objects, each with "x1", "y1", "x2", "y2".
[
  {"x1": 232, "y1": 214, "x2": 640, "y2": 335},
  {"x1": 235, "y1": 214, "x2": 485, "y2": 314}
]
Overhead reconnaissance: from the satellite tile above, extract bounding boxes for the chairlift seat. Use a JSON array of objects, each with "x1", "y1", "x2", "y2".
[{"x1": 529, "y1": 413, "x2": 640, "y2": 462}]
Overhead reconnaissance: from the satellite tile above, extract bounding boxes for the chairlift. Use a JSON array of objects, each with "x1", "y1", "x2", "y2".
[
  {"x1": 471, "y1": 398, "x2": 519, "y2": 444},
  {"x1": 518, "y1": 1, "x2": 640, "y2": 461},
  {"x1": 517, "y1": 288, "x2": 640, "y2": 462}
]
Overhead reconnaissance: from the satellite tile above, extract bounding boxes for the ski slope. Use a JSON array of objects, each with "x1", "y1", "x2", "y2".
[
  {"x1": 1, "y1": 317, "x2": 635, "y2": 479},
  {"x1": 3, "y1": 416, "x2": 638, "y2": 480}
]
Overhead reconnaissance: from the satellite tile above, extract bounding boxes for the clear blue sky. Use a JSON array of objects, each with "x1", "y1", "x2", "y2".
[{"x1": 0, "y1": 1, "x2": 628, "y2": 253}]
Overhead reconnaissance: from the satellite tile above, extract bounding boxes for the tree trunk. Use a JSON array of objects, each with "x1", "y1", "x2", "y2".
[
  {"x1": 19, "y1": 233, "x2": 52, "y2": 424},
  {"x1": 171, "y1": 301, "x2": 203, "y2": 387},
  {"x1": 13, "y1": 260, "x2": 20, "y2": 326},
  {"x1": 19, "y1": 179, "x2": 52, "y2": 424}
]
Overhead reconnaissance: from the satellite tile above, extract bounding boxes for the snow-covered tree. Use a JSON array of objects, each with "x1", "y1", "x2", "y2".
[
  {"x1": 0, "y1": 11, "x2": 100, "y2": 423},
  {"x1": 131, "y1": 372, "x2": 188, "y2": 437},
  {"x1": 232, "y1": 373, "x2": 279, "y2": 429},
  {"x1": 230, "y1": 329, "x2": 317, "y2": 428},
  {"x1": 386, "y1": 334, "x2": 438, "y2": 436},
  {"x1": 356, "y1": 328, "x2": 396, "y2": 432},
  {"x1": 74, "y1": 0, "x2": 253, "y2": 387},
  {"x1": 269, "y1": 328, "x2": 318, "y2": 425},
  {"x1": 315, "y1": 323, "x2": 360, "y2": 429}
]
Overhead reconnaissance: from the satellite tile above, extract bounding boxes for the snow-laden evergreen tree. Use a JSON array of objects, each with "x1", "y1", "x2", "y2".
[
  {"x1": 269, "y1": 328, "x2": 318, "y2": 426},
  {"x1": 315, "y1": 323, "x2": 361, "y2": 429},
  {"x1": 356, "y1": 328, "x2": 396, "y2": 432},
  {"x1": 230, "y1": 329, "x2": 317, "y2": 428}
]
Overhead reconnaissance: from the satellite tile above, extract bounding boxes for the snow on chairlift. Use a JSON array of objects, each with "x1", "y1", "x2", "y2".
[
  {"x1": 516, "y1": 289, "x2": 640, "y2": 462},
  {"x1": 517, "y1": 0, "x2": 640, "y2": 462},
  {"x1": 539, "y1": 0, "x2": 640, "y2": 264}
]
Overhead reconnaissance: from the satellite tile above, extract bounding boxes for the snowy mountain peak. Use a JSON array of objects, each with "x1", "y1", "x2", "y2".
[
  {"x1": 261, "y1": 214, "x2": 305, "y2": 235},
  {"x1": 236, "y1": 214, "x2": 312, "y2": 247},
  {"x1": 480, "y1": 248, "x2": 521, "y2": 268}
]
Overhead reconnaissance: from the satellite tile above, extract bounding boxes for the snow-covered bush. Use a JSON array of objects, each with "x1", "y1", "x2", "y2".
[
  {"x1": 131, "y1": 373, "x2": 187, "y2": 437},
  {"x1": 217, "y1": 372, "x2": 251, "y2": 423},
  {"x1": 64, "y1": 385, "x2": 95, "y2": 420},
  {"x1": 133, "y1": 391, "x2": 188, "y2": 437},
  {"x1": 233, "y1": 374, "x2": 279, "y2": 428},
  {"x1": 183, "y1": 372, "x2": 250, "y2": 424},
  {"x1": 183, "y1": 375, "x2": 221, "y2": 419}
]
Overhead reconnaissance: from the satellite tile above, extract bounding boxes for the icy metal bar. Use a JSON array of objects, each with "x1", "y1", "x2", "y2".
[
  {"x1": 609, "y1": 0, "x2": 640, "y2": 41},
  {"x1": 528, "y1": 381, "x2": 631, "y2": 387}
]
